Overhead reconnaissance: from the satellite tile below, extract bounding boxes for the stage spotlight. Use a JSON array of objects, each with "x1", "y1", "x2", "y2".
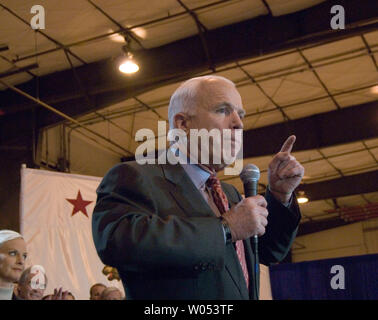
[
  {"x1": 118, "y1": 34, "x2": 140, "y2": 75},
  {"x1": 119, "y1": 52, "x2": 139, "y2": 74},
  {"x1": 297, "y1": 191, "x2": 309, "y2": 204},
  {"x1": 370, "y1": 85, "x2": 378, "y2": 94}
]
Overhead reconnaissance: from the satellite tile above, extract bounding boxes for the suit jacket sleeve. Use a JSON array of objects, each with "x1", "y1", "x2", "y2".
[
  {"x1": 257, "y1": 189, "x2": 301, "y2": 265},
  {"x1": 92, "y1": 163, "x2": 226, "y2": 275}
]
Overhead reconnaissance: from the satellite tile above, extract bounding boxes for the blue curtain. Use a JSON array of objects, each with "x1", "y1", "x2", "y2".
[{"x1": 269, "y1": 254, "x2": 378, "y2": 300}]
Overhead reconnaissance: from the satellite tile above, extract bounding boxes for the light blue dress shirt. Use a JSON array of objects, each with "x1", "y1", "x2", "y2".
[{"x1": 181, "y1": 163, "x2": 227, "y2": 242}]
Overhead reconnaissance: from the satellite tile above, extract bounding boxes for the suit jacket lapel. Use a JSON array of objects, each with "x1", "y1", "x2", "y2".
[
  {"x1": 162, "y1": 163, "x2": 249, "y2": 299},
  {"x1": 161, "y1": 163, "x2": 215, "y2": 218}
]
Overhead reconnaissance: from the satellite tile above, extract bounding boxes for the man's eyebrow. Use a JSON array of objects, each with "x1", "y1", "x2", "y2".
[{"x1": 214, "y1": 102, "x2": 233, "y2": 109}]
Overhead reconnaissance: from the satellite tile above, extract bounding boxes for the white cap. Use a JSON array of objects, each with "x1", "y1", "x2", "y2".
[{"x1": 0, "y1": 230, "x2": 23, "y2": 247}]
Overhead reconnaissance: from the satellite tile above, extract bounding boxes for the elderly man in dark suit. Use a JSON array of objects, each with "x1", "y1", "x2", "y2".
[{"x1": 92, "y1": 75, "x2": 304, "y2": 300}]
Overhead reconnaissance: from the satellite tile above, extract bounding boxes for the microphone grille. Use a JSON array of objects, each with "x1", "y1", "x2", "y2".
[{"x1": 240, "y1": 164, "x2": 260, "y2": 183}]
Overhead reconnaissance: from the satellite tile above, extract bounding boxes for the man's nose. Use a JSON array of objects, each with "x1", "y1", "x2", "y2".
[{"x1": 231, "y1": 110, "x2": 244, "y2": 130}]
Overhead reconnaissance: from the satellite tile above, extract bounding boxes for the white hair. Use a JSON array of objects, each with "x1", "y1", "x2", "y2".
[
  {"x1": 100, "y1": 286, "x2": 123, "y2": 299},
  {"x1": 168, "y1": 75, "x2": 236, "y2": 129},
  {"x1": 0, "y1": 230, "x2": 23, "y2": 248},
  {"x1": 18, "y1": 266, "x2": 48, "y2": 286}
]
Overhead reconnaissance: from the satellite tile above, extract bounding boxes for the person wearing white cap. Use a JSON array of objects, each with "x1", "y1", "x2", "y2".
[{"x1": 0, "y1": 230, "x2": 27, "y2": 300}]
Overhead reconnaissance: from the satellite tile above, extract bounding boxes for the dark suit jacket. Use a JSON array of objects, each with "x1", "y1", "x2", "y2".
[{"x1": 92, "y1": 161, "x2": 301, "y2": 300}]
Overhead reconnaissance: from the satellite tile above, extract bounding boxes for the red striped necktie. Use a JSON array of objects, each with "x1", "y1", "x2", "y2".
[{"x1": 206, "y1": 174, "x2": 249, "y2": 289}]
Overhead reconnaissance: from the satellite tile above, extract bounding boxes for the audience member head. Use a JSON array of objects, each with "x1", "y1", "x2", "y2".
[
  {"x1": 66, "y1": 292, "x2": 75, "y2": 300},
  {"x1": 100, "y1": 287, "x2": 123, "y2": 300},
  {"x1": 17, "y1": 266, "x2": 47, "y2": 300},
  {"x1": 90, "y1": 283, "x2": 106, "y2": 300},
  {"x1": 0, "y1": 230, "x2": 26, "y2": 288},
  {"x1": 48, "y1": 287, "x2": 75, "y2": 300}
]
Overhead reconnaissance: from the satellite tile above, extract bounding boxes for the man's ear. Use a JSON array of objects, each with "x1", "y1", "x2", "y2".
[{"x1": 173, "y1": 112, "x2": 191, "y2": 133}]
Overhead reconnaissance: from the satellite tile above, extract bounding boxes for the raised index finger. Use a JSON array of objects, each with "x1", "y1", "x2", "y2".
[{"x1": 280, "y1": 135, "x2": 296, "y2": 153}]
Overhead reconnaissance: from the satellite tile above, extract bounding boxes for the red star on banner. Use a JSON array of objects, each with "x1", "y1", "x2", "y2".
[{"x1": 66, "y1": 190, "x2": 93, "y2": 218}]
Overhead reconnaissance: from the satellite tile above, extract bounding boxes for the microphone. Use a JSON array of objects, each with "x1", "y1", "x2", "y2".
[
  {"x1": 240, "y1": 164, "x2": 260, "y2": 198},
  {"x1": 239, "y1": 164, "x2": 260, "y2": 240},
  {"x1": 240, "y1": 164, "x2": 260, "y2": 299}
]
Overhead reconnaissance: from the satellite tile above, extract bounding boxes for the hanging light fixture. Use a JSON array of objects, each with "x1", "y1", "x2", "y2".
[
  {"x1": 297, "y1": 190, "x2": 309, "y2": 204},
  {"x1": 118, "y1": 35, "x2": 139, "y2": 74},
  {"x1": 119, "y1": 51, "x2": 139, "y2": 74}
]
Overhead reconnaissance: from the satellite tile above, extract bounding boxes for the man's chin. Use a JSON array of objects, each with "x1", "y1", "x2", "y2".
[
  {"x1": 200, "y1": 162, "x2": 229, "y2": 172},
  {"x1": 212, "y1": 163, "x2": 228, "y2": 172}
]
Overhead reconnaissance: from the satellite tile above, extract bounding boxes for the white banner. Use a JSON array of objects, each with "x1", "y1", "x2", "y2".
[{"x1": 19, "y1": 166, "x2": 124, "y2": 300}]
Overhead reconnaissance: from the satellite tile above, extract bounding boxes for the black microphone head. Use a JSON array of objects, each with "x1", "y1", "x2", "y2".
[{"x1": 240, "y1": 164, "x2": 260, "y2": 183}]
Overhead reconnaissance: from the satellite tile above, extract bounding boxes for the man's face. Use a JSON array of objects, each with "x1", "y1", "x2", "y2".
[
  {"x1": 90, "y1": 285, "x2": 106, "y2": 300},
  {"x1": 18, "y1": 272, "x2": 45, "y2": 300},
  {"x1": 0, "y1": 238, "x2": 27, "y2": 284},
  {"x1": 180, "y1": 79, "x2": 245, "y2": 170}
]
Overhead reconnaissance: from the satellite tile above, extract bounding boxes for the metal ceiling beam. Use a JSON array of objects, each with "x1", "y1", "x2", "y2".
[
  {"x1": 0, "y1": 0, "x2": 377, "y2": 126},
  {"x1": 236, "y1": 62, "x2": 291, "y2": 121},
  {"x1": 242, "y1": 100, "x2": 378, "y2": 158},
  {"x1": 247, "y1": 142, "x2": 376, "y2": 178},
  {"x1": 86, "y1": 0, "x2": 145, "y2": 50},
  {"x1": 297, "y1": 217, "x2": 354, "y2": 236},
  {"x1": 115, "y1": 99, "x2": 378, "y2": 162},
  {"x1": 0, "y1": 79, "x2": 134, "y2": 157},
  {"x1": 297, "y1": 202, "x2": 378, "y2": 236},
  {"x1": 299, "y1": 170, "x2": 378, "y2": 202},
  {"x1": 297, "y1": 48, "x2": 341, "y2": 110},
  {"x1": 0, "y1": 3, "x2": 86, "y2": 65},
  {"x1": 0, "y1": 63, "x2": 38, "y2": 79},
  {"x1": 284, "y1": 170, "x2": 378, "y2": 236},
  {"x1": 0, "y1": 56, "x2": 37, "y2": 79},
  {"x1": 361, "y1": 34, "x2": 378, "y2": 72},
  {"x1": 261, "y1": 0, "x2": 272, "y2": 16},
  {"x1": 62, "y1": 49, "x2": 132, "y2": 138},
  {"x1": 176, "y1": 0, "x2": 215, "y2": 71},
  {"x1": 0, "y1": 44, "x2": 9, "y2": 52},
  {"x1": 11, "y1": 0, "x2": 233, "y2": 63}
]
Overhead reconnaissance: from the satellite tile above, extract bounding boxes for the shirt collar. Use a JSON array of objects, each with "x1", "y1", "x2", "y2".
[
  {"x1": 169, "y1": 145, "x2": 214, "y2": 190},
  {"x1": 181, "y1": 163, "x2": 211, "y2": 191}
]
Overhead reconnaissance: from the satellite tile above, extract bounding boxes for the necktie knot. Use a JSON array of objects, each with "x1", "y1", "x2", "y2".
[
  {"x1": 206, "y1": 174, "x2": 227, "y2": 215},
  {"x1": 206, "y1": 174, "x2": 221, "y2": 189}
]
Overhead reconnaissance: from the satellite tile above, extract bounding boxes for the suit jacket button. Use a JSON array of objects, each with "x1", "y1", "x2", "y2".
[
  {"x1": 201, "y1": 263, "x2": 208, "y2": 271},
  {"x1": 194, "y1": 265, "x2": 199, "y2": 271}
]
